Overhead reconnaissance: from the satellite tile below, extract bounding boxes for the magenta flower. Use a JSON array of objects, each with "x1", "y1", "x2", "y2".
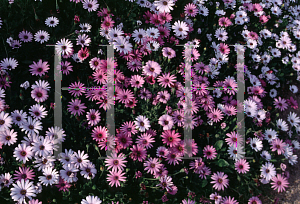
[
  {"x1": 207, "y1": 108, "x2": 224, "y2": 123},
  {"x1": 271, "y1": 174, "x2": 289, "y2": 193},
  {"x1": 13, "y1": 167, "x2": 35, "y2": 181},
  {"x1": 105, "y1": 152, "x2": 127, "y2": 172},
  {"x1": 143, "y1": 157, "x2": 163, "y2": 175},
  {"x1": 203, "y1": 145, "x2": 217, "y2": 160},
  {"x1": 161, "y1": 129, "x2": 181, "y2": 147},
  {"x1": 29, "y1": 59, "x2": 50, "y2": 76},
  {"x1": 211, "y1": 172, "x2": 229, "y2": 191},
  {"x1": 106, "y1": 169, "x2": 126, "y2": 187},
  {"x1": 67, "y1": 99, "x2": 87, "y2": 116},
  {"x1": 218, "y1": 17, "x2": 232, "y2": 27},
  {"x1": 55, "y1": 177, "x2": 71, "y2": 192},
  {"x1": 234, "y1": 159, "x2": 250, "y2": 174}
]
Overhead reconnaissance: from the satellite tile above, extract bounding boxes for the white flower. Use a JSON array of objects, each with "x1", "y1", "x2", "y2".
[
  {"x1": 153, "y1": 0, "x2": 174, "y2": 13},
  {"x1": 45, "y1": 16, "x2": 59, "y2": 27},
  {"x1": 134, "y1": 115, "x2": 151, "y2": 132},
  {"x1": 260, "y1": 162, "x2": 276, "y2": 181},
  {"x1": 269, "y1": 88, "x2": 277, "y2": 98},
  {"x1": 276, "y1": 119, "x2": 289, "y2": 132},
  {"x1": 261, "y1": 150, "x2": 271, "y2": 161},
  {"x1": 20, "y1": 81, "x2": 30, "y2": 90},
  {"x1": 264, "y1": 128, "x2": 278, "y2": 142},
  {"x1": 38, "y1": 167, "x2": 59, "y2": 186},
  {"x1": 227, "y1": 144, "x2": 245, "y2": 161},
  {"x1": 250, "y1": 138, "x2": 263, "y2": 152},
  {"x1": 81, "y1": 195, "x2": 102, "y2": 204},
  {"x1": 287, "y1": 112, "x2": 300, "y2": 127},
  {"x1": 10, "y1": 179, "x2": 36, "y2": 203},
  {"x1": 289, "y1": 85, "x2": 298, "y2": 93},
  {"x1": 172, "y1": 20, "x2": 189, "y2": 37}
]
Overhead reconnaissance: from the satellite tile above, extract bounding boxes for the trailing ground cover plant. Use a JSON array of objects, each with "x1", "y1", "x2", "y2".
[{"x1": 0, "y1": 0, "x2": 300, "y2": 203}]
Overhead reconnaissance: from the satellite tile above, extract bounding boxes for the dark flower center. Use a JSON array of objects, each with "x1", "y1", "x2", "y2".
[
  {"x1": 46, "y1": 175, "x2": 52, "y2": 180},
  {"x1": 5, "y1": 136, "x2": 11, "y2": 140},
  {"x1": 20, "y1": 189, "x2": 27, "y2": 195}
]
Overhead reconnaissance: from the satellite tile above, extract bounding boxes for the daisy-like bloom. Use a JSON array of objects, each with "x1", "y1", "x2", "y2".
[
  {"x1": 60, "y1": 164, "x2": 79, "y2": 183},
  {"x1": 76, "y1": 34, "x2": 91, "y2": 47},
  {"x1": 162, "y1": 47, "x2": 176, "y2": 59},
  {"x1": 81, "y1": 195, "x2": 102, "y2": 204},
  {"x1": 0, "y1": 111, "x2": 12, "y2": 131},
  {"x1": 132, "y1": 28, "x2": 147, "y2": 44},
  {"x1": 20, "y1": 116, "x2": 42, "y2": 135},
  {"x1": 13, "y1": 144, "x2": 33, "y2": 164},
  {"x1": 31, "y1": 79, "x2": 50, "y2": 91},
  {"x1": 68, "y1": 81, "x2": 86, "y2": 97},
  {"x1": 161, "y1": 129, "x2": 181, "y2": 147},
  {"x1": 146, "y1": 27, "x2": 160, "y2": 39},
  {"x1": 59, "y1": 61, "x2": 73, "y2": 75},
  {"x1": 218, "y1": 17, "x2": 232, "y2": 27},
  {"x1": 89, "y1": 57, "x2": 101, "y2": 71},
  {"x1": 287, "y1": 112, "x2": 300, "y2": 127},
  {"x1": 116, "y1": 132, "x2": 132, "y2": 149},
  {"x1": 157, "y1": 72, "x2": 176, "y2": 88},
  {"x1": 158, "y1": 114, "x2": 174, "y2": 130},
  {"x1": 58, "y1": 149, "x2": 76, "y2": 166},
  {"x1": 39, "y1": 167, "x2": 59, "y2": 186},
  {"x1": 181, "y1": 198, "x2": 195, "y2": 204},
  {"x1": 29, "y1": 104, "x2": 48, "y2": 120},
  {"x1": 223, "y1": 105, "x2": 237, "y2": 116},
  {"x1": 31, "y1": 87, "x2": 48, "y2": 103},
  {"x1": 55, "y1": 38, "x2": 73, "y2": 56},
  {"x1": 154, "y1": 0, "x2": 175, "y2": 13},
  {"x1": 0, "y1": 57, "x2": 18, "y2": 70},
  {"x1": 80, "y1": 162, "x2": 97, "y2": 179},
  {"x1": 105, "y1": 152, "x2": 127, "y2": 172},
  {"x1": 211, "y1": 172, "x2": 229, "y2": 191},
  {"x1": 156, "y1": 146, "x2": 169, "y2": 158},
  {"x1": 79, "y1": 23, "x2": 92, "y2": 33},
  {"x1": 228, "y1": 145, "x2": 245, "y2": 161},
  {"x1": 120, "y1": 121, "x2": 137, "y2": 137},
  {"x1": 113, "y1": 37, "x2": 132, "y2": 55},
  {"x1": 271, "y1": 174, "x2": 289, "y2": 193},
  {"x1": 78, "y1": 47, "x2": 90, "y2": 61},
  {"x1": 10, "y1": 179, "x2": 36, "y2": 203},
  {"x1": 136, "y1": 133, "x2": 155, "y2": 149},
  {"x1": 45, "y1": 16, "x2": 59, "y2": 27},
  {"x1": 34, "y1": 30, "x2": 50, "y2": 44},
  {"x1": 172, "y1": 20, "x2": 189, "y2": 37},
  {"x1": 248, "y1": 196, "x2": 262, "y2": 204},
  {"x1": 19, "y1": 30, "x2": 33, "y2": 42},
  {"x1": 156, "y1": 175, "x2": 174, "y2": 191},
  {"x1": 0, "y1": 173, "x2": 13, "y2": 189},
  {"x1": 55, "y1": 177, "x2": 71, "y2": 192},
  {"x1": 91, "y1": 125, "x2": 107, "y2": 143},
  {"x1": 116, "y1": 89, "x2": 134, "y2": 104},
  {"x1": 215, "y1": 28, "x2": 228, "y2": 42},
  {"x1": 210, "y1": 192, "x2": 222, "y2": 204},
  {"x1": 165, "y1": 150, "x2": 183, "y2": 165},
  {"x1": 184, "y1": 3, "x2": 198, "y2": 17},
  {"x1": 29, "y1": 59, "x2": 50, "y2": 76},
  {"x1": 32, "y1": 136, "x2": 53, "y2": 157},
  {"x1": 13, "y1": 167, "x2": 35, "y2": 181},
  {"x1": 250, "y1": 138, "x2": 263, "y2": 152},
  {"x1": 82, "y1": 0, "x2": 99, "y2": 12},
  {"x1": 203, "y1": 145, "x2": 217, "y2": 160},
  {"x1": 221, "y1": 196, "x2": 238, "y2": 204},
  {"x1": 271, "y1": 138, "x2": 286, "y2": 155},
  {"x1": 67, "y1": 99, "x2": 87, "y2": 116},
  {"x1": 130, "y1": 144, "x2": 147, "y2": 162},
  {"x1": 207, "y1": 108, "x2": 224, "y2": 123},
  {"x1": 130, "y1": 75, "x2": 145, "y2": 88},
  {"x1": 45, "y1": 126, "x2": 66, "y2": 144},
  {"x1": 86, "y1": 109, "x2": 101, "y2": 126},
  {"x1": 273, "y1": 97, "x2": 288, "y2": 111},
  {"x1": 106, "y1": 169, "x2": 126, "y2": 187},
  {"x1": 143, "y1": 157, "x2": 163, "y2": 175},
  {"x1": 101, "y1": 16, "x2": 114, "y2": 30},
  {"x1": 261, "y1": 162, "x2": 276, "y2": 181},
  {"x1": 0, "y1": 128, "x2": 17, "y2": 146},
  {"x1": 235, "y1": 159, "x2": 250, "y2": 174},
  {"x1": 74, "y1": 150, "x2": 89, "y2": 169},
  {"x1": 261, "y1": 150, "x2": 271, "y2": 161}
]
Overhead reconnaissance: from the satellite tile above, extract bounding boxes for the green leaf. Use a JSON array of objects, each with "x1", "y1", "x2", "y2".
[
  {"x1": 92, "y1": 185, "x2": 96, "y2": 190},
  {"x1": 215, "y1": 140, "x2": 223, "y2": 151},
  {"x1": 201, "y1": 179, "x2": 208, "y2": 188},
  {"x1": 246, "y1": 128, "x2": 252, "y2": 135},
  {"x1": 216, "y1": 159, "x2": 229, "y2": 167}
]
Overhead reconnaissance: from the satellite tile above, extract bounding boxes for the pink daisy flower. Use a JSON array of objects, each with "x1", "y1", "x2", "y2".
[
  {"x1": 271, "y1": 138, "x2": 286, "y2": 155},
  {"x1": 130, "y1": 144, "x2": 147, "y2": 162},
  {"x1": 78, "y1": 47, "x2": 89, "y2": 61},
  {"x1": 210, "y1": 171, "x2": 229, "y2": 191},
  {"x1": 89, "y1": 57, "x2": 101, "y2": 71},
  {"x1": 55, "y1": 177, "x2": 71, "y2": 192},
  {"x1": 105, "y1": 152, "x2": 127, "y2": 172},
  {"x1": 101, "y1": 16, "x2": 114, "y2": 30},
  {"x1": 136, "y1": 133, "x2": 155, "y2": 149},
  {"x1": 223, "y1": 105, "x2": 237, "y2": 116},
  {"x1": 68, "y1": 81, "x2": 86, "y2": 97},
  {"x1": 162, "y1": 47, "x2": 176, "y2": 59},
  {"x1": 158, "y1": 12, "x2": 172, "y2": 24},
  {"x1": 130, "y1": 75, "x2": 145, "y2": 88},
  {"x1": 144, "y1": 157, "x2": 163, "y2": 175},
  {"x1": 116, "y1": 132, "x2": 132, "y2": 149},
  {"x1": 67, "y1": 99, "x2": 87, "y2": 116},
  {"x1": 248, "y1": 196, "x2": 262, "y2": 204},
  {"x1": 223, "y1": 78, "x2": 238, "y2": 95},
  {"x1": 184, "y1": 3, "x2": 198, "y2": 17},
  {"x1": 203, "y1": 145, "x2": 217, "y2": 160},
  {"x1": 157, "y1": 72, "x2": 176, "y2": 88},
  {"x1": 235, "y1": 159, "x2": 250, "y2": 174},
  {"x1": 225, "y1": 131, "x2": 243, "y2": 147},
  {"x1": 161, "y1": 129, "x2": 181, "y2": 147},
  {"x1": 120, "y1": 121, "x2": 137, "y2": 137},
  {"x1": 31, "y1": 87, "x2": 48, "y2": 103},
  {"x1": 158, "y1": 114, "x2": 174, "y2": 130},
  {"x1": 271, "y1": 174, "x2": 289, "y2": 193},
  {"x1": 91, "y1": 125, "x2": 107, "y2": 142},
  {"x1": 221, "y1": 196, "x2": 238, "y2": 204},
  {"x1": 165, "y1": 150, "x2": 182, "y2": 165},
  {"x1": 116, "y1": 89, "x2": 134, "y2": 104},
  {"x1": 142, "y1": 60, "x2": 161, "y2": 78},
  {"x1": 106, "y1": 169, "x2": 126, "y2": 187},
  {"x1": 59, "y1": 61, "x2": 73, "y2": 75},
  {"x1": 13, "y1": 167, "x2": 35, "y2": 181},
  {"x1": 273, "y1": 97, "x2": 288, "y2": 111},
  {"x1": 29, "y1": 59, "x2": 50, "y2": 76},
  {"x1": 218, "y1": 17, "x2": 232, "y2": 27},
  {"x1": 13, "y1": 144, "x2": 33, "y2": 164},
  {"x1": 207, "y1": 108, "x2": 224, "y2": 123},
  {"x1": 156, "y1": 175, "x2": 174, "y2": 191},
  {"x1": 93, "y1": 69, "x2": 107, "y2": 85},
  {"x1": 218, "y1": 43, "x2": 230, "y2": 55},
  {"x1": 86, "y1": 109, "x2": 101, "y2": 126}
]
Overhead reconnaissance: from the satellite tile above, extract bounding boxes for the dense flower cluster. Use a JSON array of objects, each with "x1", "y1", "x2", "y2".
[{"x1": 0, "y1": 0, "x2": 300, "y2": 203}]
